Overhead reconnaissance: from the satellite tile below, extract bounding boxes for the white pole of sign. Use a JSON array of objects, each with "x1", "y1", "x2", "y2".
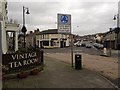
[
  {"x1": 70, "y1": 15, "x2": 73, "y2": 67},
  {"x1": 71, "y1": 33, "x2": 74, "y2": 67},
  {"x1": 0, "y1": 21, "x2": 2, "y2": 90}
]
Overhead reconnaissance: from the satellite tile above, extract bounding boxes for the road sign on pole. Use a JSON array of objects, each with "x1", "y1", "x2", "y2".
[{"x1": 57, "y1": 14, "x2": 71, "y2": 33}]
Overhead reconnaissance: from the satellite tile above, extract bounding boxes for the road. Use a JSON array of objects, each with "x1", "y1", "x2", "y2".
[
  {"x1": 42, "y1": 41, "x2": 103, "y2": 55},
  {"x1": 42, "y1": 46, "x2": 119, "y2": 58},
  {"x1": 42, "y1": 46, "x2": 103, "y2": 56}
]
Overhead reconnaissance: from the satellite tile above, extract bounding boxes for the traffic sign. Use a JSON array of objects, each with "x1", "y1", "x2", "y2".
[
  {"x1": 57, "y1": 14, "x2": 71, "y2": 33},
  {"x1": 60, "y1": 15, "x2": 68, "y2": 24}
]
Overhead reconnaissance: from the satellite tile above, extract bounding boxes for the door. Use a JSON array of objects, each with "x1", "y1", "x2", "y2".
[{"x1": 60, "y1": 41, "x2": 63, "y2": 48}]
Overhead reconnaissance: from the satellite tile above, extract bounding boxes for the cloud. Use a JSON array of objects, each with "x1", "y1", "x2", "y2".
[
  {"x1": 7, "y1": 0, "x2": 119, "y2": 35},
  {"x1": 7, "y1": 0, "x2": 119, "y2": 2}
]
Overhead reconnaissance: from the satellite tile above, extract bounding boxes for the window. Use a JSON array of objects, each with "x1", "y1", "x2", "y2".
[
  {"x1": 40, "y1": 35, "x2": 42, "y2": 39},
  {"x1": 37, "y1": 40, "x2": 39, "y2": 46},
  {"x1": 47, "y1": 35, "x2": 49, "y2": 39},
  {"x1": 43, "y1": 41, "x2": 49, "y2": 46}
]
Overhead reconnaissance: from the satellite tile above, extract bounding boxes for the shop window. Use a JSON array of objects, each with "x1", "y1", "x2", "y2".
[{"x1": 43, "y1": 41, "x2": 49, "y2": 46}]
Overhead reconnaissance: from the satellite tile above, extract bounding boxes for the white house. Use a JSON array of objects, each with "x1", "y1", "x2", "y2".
[
  {"x1": 0, "y1": 0, "x2": 19, "y2": 54},
  {"x1": 36, "y1": 29, "x2": 70, "y2": 48}
]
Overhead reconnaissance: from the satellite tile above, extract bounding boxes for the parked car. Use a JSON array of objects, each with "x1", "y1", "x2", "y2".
[
  {"x1": 74, "y1": 42, "x2": 78, "y2": 46},
  {"x1": 89, "y1": 41, "x2": 93, "y2": 43},
  {"x1": 97, "y1": 44, "x2": 104, "y2": 49},
  {"x1": 81, "y1": 43, "x2": 86, "y2": 47},
  {"x1": 76, "y1": 43, "x2": 81, "y2": 47},
  {"x1": 93, "y1": 43, "x2": 103, "y2": 49},
  {"x1": 74, "y1": 41, "x2": 80, "y2": 46},
  {"x1": 75, "y1": 41, "x2": 83, "y2": 47},
  {"x1": 86, "y1": 44, "x2": 92, "y2": 48}
]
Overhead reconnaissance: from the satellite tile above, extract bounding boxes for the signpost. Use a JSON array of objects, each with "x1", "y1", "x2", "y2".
[
  {"x1": 57, "y1": 14, "x2": 73, "y2": 67},
  {"x1": 0, "y1": 21, "x2": 2, "y2": 90},
  {"x1": 57, "y1": 14, "x2": 71, "y2": 33}
]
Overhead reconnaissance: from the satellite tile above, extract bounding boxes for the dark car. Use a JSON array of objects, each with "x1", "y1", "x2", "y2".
[
  {"x1": 93, "y1": 43, "x2": 103, "y2": 49},
  {"x1": 81, "y1": 43, "x2": 86, "y2": 47},
  {"x1": 86, "y1": 44, "x2": 92, "y2": 48},
  {"x1": 76, "y1": 43, "x2": 81, "y2": 47}
]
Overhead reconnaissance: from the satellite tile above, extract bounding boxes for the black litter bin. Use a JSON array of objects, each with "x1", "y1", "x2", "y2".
[
  {"x1": 75, "y1": 54, "x2": 82, "y2": 70},
  {"x1": 40, "y1": 50, "x2": 44, "y2": 65}
]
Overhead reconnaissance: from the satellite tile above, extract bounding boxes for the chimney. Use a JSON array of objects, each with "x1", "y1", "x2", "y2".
[
  {"x1": 37, "y1": 28, "x2": 39, "y2": 31},
  {"x1": 34, "y1": 29, "x2": 40, "y2": 34},
  {"x1": 34, "y1": 30, "x2": 37, "y2": 33},
  {"x1": 30, "y1": 31, "x2": 33, "y2": 34}
]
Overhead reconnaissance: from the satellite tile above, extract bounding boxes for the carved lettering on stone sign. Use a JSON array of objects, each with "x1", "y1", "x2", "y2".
[
  {"x1": 9, "y1": 58, "x2": 38, "y2": 68},
  {"x1": 11, "y1": 52, "x2": 36, "y2": 60},
  {"x1": 2, "y1": 51, "x2": 42, "y2": 74}
]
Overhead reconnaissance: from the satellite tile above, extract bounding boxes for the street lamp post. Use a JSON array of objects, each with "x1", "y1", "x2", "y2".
[
  {"x1": 109, "y1": 28, "x2": 112, "y2": 56},
  {"x1": 113, "y1": 14, "x2": 120, "y2": 50},
  {"x1": 21, "y1": 6, "x2": 30, "y2": 48}
]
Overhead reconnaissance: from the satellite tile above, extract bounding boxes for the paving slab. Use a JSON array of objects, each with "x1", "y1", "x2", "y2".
[{"x1": 2, "y1": 56, "x2": 116, "y2": 88}]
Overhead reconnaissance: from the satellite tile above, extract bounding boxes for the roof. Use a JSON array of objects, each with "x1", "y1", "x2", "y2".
[
  {"x1": 37, "y1": 29, "x2": 71, "y2": 35},
  {"x1": 41, "y1": 29, "x2": 58, "y2": 34},
  {"x1": 103, "y1": 28, "x2": 116, "y2": 37}
]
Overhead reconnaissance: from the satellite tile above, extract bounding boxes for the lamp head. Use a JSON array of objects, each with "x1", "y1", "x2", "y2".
[
  {"x1": 26, "y1": 8, "x2": 30, "y2": 14},
  {"x1": 113, "y1": 15, "x2": 116, "y2": 20}
]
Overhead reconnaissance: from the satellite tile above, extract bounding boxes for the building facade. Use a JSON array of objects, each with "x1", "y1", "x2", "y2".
[
  {"x1": 26, "y1": 29, "x2": 40, "y2": 48},
  {"x1": 103, "y1": 29, "x2": 120, "y2": 50},
  {"x1": 36, "y1": 29, "x2": 70, "y2": 48},
  {"x1": 0, "y1": 0, "x2": 19, "y2": 54}
]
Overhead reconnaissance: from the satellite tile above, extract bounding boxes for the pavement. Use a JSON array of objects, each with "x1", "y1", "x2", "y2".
[
  {"x1": 99, "y1": 49, "x2": 119, "y2": 58},
  {"x1": 2, "y1": 56, "x2": 117, "y2": 88}
]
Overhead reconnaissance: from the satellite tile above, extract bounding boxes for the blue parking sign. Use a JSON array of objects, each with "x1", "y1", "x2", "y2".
[
  {"x1": 57, "y1": 14, "x2": 71, "y2": 33},
  {"x1": 60, "y1": 15, "x2": 68, "y2": 24}
]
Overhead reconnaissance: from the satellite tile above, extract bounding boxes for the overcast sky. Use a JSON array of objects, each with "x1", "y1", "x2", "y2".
[{"x1": 7, "y1": 0, "x2": 119, "y2": 36}]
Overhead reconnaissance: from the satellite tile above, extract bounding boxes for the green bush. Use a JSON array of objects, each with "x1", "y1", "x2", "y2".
[{"x1": 15, "y1": 47, "x2": 35, "y2": 53}]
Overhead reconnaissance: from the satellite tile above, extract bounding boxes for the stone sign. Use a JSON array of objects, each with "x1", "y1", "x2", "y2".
[{"x1": 2, "y1": 50, "x2": 43, "y2": 74}]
